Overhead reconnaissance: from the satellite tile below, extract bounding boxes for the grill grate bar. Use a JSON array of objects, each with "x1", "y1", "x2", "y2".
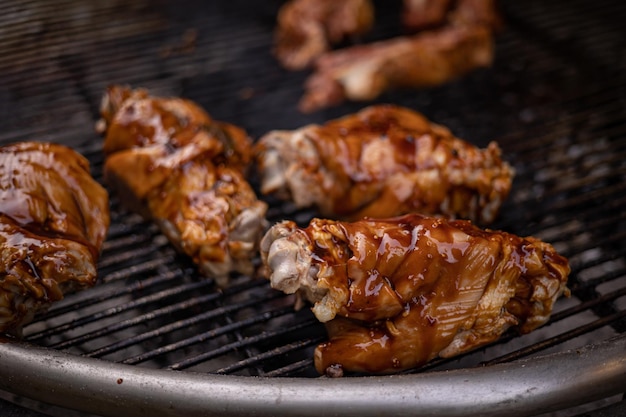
[
  {"x1": 0, "y1": 11, "x2": 166, "y2": 74},
  {"x1": 521, "y1": 124, "x2": 626, "y2": 164},
  {"x1": 68, "y1": 34, "x2": 270, "y2": 93},
  {"x1": 502, "y1": 100, "x2": 625, "y2": 156},
  {"x1": 263, "y1": 359, "x2": 316, "y2": 378},
  {"x1": 570, "y1": 242, "x2": 626, "y2": 276},
  {"x1": 168, "y1": 317, "x2": 319, "y2": 371},
  {"x1": 510, "y1": 137, "x2": 626, "y2": 183},
  {"x1": 496, "y1": 80, "x2": 625, "y2": 136},
  {"x1": 513, "y1": 0, "x2": 626, "y2": 37},
  {"x1": 528, "y1": 195, "x2": 626, "y2": 238},
  {"x1": 512, "y1": 0, "x2": 626, "y2": 49},
  {"x1": 498, "y1": 186, "x2": 626, "y2": 247},
  {"x1": 215, "y1": 337, "x2": 327, "y2": 375},
  {"x1": 98, "y1": 255, "x2": 176, "y2": 284},
  {"x1": 118, "y1": 291, "x2": 287, "y2": 365},
  {"x1": 503, "y1": 157, "x2": 623, "y2": 207},
  {"x1": 31, "y1": 257, "x2": 178, "y2": 322},
  {"x1": 97, "y1": 238, "x2": 172, "y2": 270},
  {"x1": 553, "y1": 286, "x2": 626, "y2": 325},
  {"x1": 220, "y1": 312, "x2": 267, "y2": 377},
  {"x1": 483, "y1": 309, "x2": 626, "y2": 366},
  {"x1": 0, "y1": 124, "x2": 94, "y2": 151},
  {"x1": 100, "y1": 228, "x2": 160, "y2": 253},
  {"x1": 124, "y1": 306, "x2": 293, "y2": 369},
  {"x1": 572, "y1": 263, "x2": 626, "y2": 294},
  {"x1": 74, "y1": 278, "x2": 268, "y2": 357},
  {"x1": 537, "y1": 163, "x2": 625, "y2": 202},
  {"x1": 532, "y1": 198, "x2": 626, "y2": 242},
  {"x1": 502, "y1": 0, "x2": 626, "y2": 76},
  {"x1": 564, "y1": 184, "x2": 626, "y2": 221},
  {"x1": 568, "y1": 230, "x2": 626, "y2": 271},
  {"x1": 28, "y1": 275, "x2": 207, "y2": 343}
]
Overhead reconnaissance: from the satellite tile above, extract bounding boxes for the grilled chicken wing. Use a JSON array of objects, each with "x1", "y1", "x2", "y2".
[
  {"x1": 260, "y1": 214, "x2": 570, "y2": 375},
  {"x1": 97, "y1": 86, "x2": 251, "y2": 170},
  {"x1": 299, "y1": 24, "x2": 494, "y2": 112},
  {"x1": 448, "y1": 0, "x2": 503, "y2": 30},
  {"x1": 273, "y1": 0, "x2": 374, "y2": 70},
  {"x1": 98, "y1": 86, "x2": 267, "y2": 286},
  {"x1": 256, "y1": 105, "x2": 513, "y2": 225},
  {"x1": 402, "y1": 0, "x2": 453, "y2": 31},
  {"x1": 403, "y1": 0, "x2": 502, "y2": 32},
  {"x1": 0, "y1": 142, "x2": 110, "y2": 335}
]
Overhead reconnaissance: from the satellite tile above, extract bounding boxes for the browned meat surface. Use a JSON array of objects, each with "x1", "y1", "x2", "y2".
[
  {"x1": 98, "y1": 86, "x2": 267, "y2": 287},
  {"x1": 256, "y1": 105, "x2": 513, "y2": 225},
  {"x1": 0, "y1": 142, "x2": 110, "y2": 335},
  {"x1": 297, "y1": 0, "x2": 502, "y2": 112},
  {"x1": 260, "y1": 214, "x2": 570, "y2": 375},
  {"x1": 402, "y1": 0, "x2": 453, "y2": 31},
  {"x1": 403, "y1": 0, "x2": 502, "y2": 32},
  {"x1": 273, "y1": 0, "x2": 374, "y2": 70},
  {"x1": 299, "y1": 24, "x2": 494, "y2": 112},
  {"x1": 97, "y1": 85, "x2": 251, "y2": 170},
  {"x1": 448, "y1": 0, "x2": 503, "y2": 30}
]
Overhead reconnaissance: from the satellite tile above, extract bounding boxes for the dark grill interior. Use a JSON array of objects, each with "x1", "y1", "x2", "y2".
[{"x1": 1, "y1": 0, "x2": 625, "y2": 415}]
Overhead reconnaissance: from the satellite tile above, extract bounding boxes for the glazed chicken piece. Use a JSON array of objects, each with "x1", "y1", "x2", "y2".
[
  {"x1": 260, "y1": 214, "x2": 570, "y2": 375},
  {"x1": 299, "y1": 24, "x2": 494, "y2": 112},
  {"x1": 0, "y1": 142, "x2": 110, "y2": 335},
  {"x1": 298, "y1": 0, "x2": 502, "y2": 113},
  {"x1": 402, "y1": 0, "x2": 502, "y2": 32},
  {"x1": 256, "y1": 105, "x2": 513, "y2": 225},
  {"x1": 97, "y1": 86, "x2": 251, "y2": 170},
  {"x1": 402, "y1": 0, "x2": 453, "y2": 31},
  {"x1": 98, "y1": 86, "x2": 267, "y2": 287},
  {"x1": 447, "y1": 0, "x2": 503, "y2": 31},
  {"x1": 273, "y1": 0, "x2": 374, "y2": 70}
]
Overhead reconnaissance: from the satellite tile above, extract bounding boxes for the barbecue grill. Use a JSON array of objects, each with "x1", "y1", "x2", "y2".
[{"x1": 0, "y1": 0, "x2": 625, "y2": 416}]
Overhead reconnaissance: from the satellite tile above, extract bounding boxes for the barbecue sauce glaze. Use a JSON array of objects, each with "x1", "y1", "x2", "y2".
[
  {"x1": 0, "y1": 142, "x2": 110, "y2": 334},
  {"x1": 267, "y1": 214, "x2": 570, "y2": 375},
  {"x1": 255, "y1": 105, "x2": 514, "y2": 225}
]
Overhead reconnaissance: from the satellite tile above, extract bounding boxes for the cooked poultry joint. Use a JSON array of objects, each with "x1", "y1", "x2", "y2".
[
  {"x1": 261, "y1": 214, "x2": 570, "y2": 374},
  {"x1": 299, "y1": 24, "x2": 494, "y2": 112},
  {"x1": 273, "y1": 0, "x2": 374, "y2": 70},
  {"x1": 98, "y1": 86, "x2": 267, "y2": 287},
  {"x1": 256, "y1": 104, "x2": 514, "y2": 225},
  {"x1": 0, "y1": 142, "x2": 110, "y2": 335}
]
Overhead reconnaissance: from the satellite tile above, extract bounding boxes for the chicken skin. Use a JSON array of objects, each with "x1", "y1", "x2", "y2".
[
  {"x1": 260, "y1": 214, "x2": 570, "y2": 375},
  {"x1": 402, "y1": 0, "x2": 453, "y2": 32},
  {"x1": 402, "y1": 0, "x2": 502, "y2": 32},
  {"x1": 298, "y1": 0, "x2": 502, "y2": 112},
  {"x1": 273, "y1": 0, "x2": 374, "y2": 70},
  {"x1": 0, "y1": 142, "x2": 110, "y2": 335},
  {"x1": 255, "y1": 105, "x2": 513, "y2": 225},
  {"x1": 98, "y1": 86, "x2": 267, "y2": 286},
  {"x1": 299, "y1": 24, "x2": 494, "y2": 112}
]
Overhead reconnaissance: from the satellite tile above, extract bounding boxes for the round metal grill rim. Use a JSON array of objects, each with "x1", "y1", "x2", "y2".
[{"x1": 0, "y1": 334, "x2": 624, "y2": 417}]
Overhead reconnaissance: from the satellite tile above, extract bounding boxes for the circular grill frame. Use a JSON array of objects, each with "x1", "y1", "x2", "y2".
[{"x1": 0, "y1": 335, "x2": 624, "y2": 417}]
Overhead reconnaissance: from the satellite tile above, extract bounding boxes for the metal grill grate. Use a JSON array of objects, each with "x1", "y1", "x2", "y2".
[{"x1": 0, "y1": 0, "x2": 625, "y2": 415}]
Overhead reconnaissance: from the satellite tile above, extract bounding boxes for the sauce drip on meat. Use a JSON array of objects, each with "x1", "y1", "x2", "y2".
[
  {"x1": 0, "y1": 142, "x2": 110, "y2": 335},
  {"x1": 255, "y1": 105, "x2": 514, "y2": 225},
  {"x1": 0, "y1": 143, "x2": 109, "y2": 260},
  {"x1": 97, "y1": 85, "x2": 268, "y2": 287},
  {"x1": 260, "y1": 214, "x2": 570, "y2": 374}
]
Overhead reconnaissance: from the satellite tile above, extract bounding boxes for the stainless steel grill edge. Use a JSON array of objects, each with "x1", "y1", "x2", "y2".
[{"x1": 0, "y1": 335, "x2": 624, "y2": 417}]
